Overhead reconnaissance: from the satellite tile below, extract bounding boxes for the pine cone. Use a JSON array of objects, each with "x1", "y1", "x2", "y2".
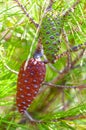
[
  {"x1": 39, "y1": 10, "x2": 63, "y2": 63},
  {"x1": 16, "y1": 58, "x2": 46, "y2": 113}
]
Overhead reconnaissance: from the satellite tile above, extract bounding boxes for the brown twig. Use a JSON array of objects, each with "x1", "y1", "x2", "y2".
[
  {"x1": 50, "y1": 114, "x2": 86, "y2": 122},
  {"x1": 13, "y1": 0, "x2": 38, "y2": 28},
  {"x1": 62, "y1": 29, "x2": 72, "y2": 68},
  {"x1": 55, "y1": 42, "x2": 86, "y2": 61},
  {"x1": 64, "y1": 114, "x2": 86, "y2": 121},
  {"x1": 71, "y1": 49, "x2": 85, "y2": 67},
  {"x1": 52, "y1": 49, "x2": 85, "y2": 84},
  {"x1": 36, "y1": 49, "x2": 85, "y2": 114},
  {"x1": 42, "y1": 82, "x2": 86, "y2": 89},
  {"x1": 46, "y1": 0, "x2": 54, "y2": 11},
  {"x1": 62, "y1": 0, "x2": 80, "y2": 17},
  {"x1": 43, "y1": 42, "x2": 86, "y2": 65}
]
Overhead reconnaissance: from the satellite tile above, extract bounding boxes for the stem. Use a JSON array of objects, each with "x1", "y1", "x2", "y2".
[
  {"x1": 13, "y1": 0, "x2": 38, "y2": 28},
  {"x1": 55, "y1": 42, "x2": 86, "y2": 61},
  {"x1": 43, "y1": 82, "x2": 86, "y2": 89},
  {"x1": 62, "y1": 0, "x2": 80, "y2": 17},
  {"x1": 52, "y1": 49, "x2": 85, "y2": 84},
  {"x1": 62, "y1": 29, "x2": 72, "y2": 68}
]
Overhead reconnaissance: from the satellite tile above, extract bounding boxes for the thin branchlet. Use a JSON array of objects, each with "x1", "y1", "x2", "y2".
[
  {"x1": 43, "y1": 82, "x2": 86, "y2": 89},
  {"x1": 55, "y1": 42, "x2": 86, "y2": 61},
  {"x1": 62, "y1": 0, "x2": 80, "y2": 17},
  {"x1": 62, "y1": 29, "x2": 72, "y2": 68},
  {"x1": 52, "y1": 49, "x2": 85, "y2": 84},
  {"x1": 13, "y1": 0, "x2": 38, "y2": 28},
  {"x1": 42, "y1": 42, "x2": 86, "y2": 64}
]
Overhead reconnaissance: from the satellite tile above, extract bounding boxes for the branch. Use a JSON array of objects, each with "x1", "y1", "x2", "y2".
[
  {"x1": 52, "y1": 49, "x2": 85, "y2": 84},
  {"x1": 43, "y1": 42, "x2": 86, "y2": 64},
  {"x1": 71, "y1": 49, "x2": 85, "y2": 67},
  {"x1": 50, "y1": 114, "x2": 86, "y2": 122},
  {"x1": 62, "y1": 29, "x2": 72, "y2": 68},
  {"x1": 13, "y1": 0, "x2": 38, "y2": 28},
  {"x1": 46, "y1": 0, "x2": 54, "y2": 11},
  {"x1": 43, "y1": 82, "x2": 86, "y2": 89},
  {"x1": 55, "y1": 42, "x2": 86, "y2": 61},
  {"x1": 62, "y1": 0, "x2": 80, "y2": 17},
  {"x1": 64, "y1": 114, "x2": 86, "y2": 121}
]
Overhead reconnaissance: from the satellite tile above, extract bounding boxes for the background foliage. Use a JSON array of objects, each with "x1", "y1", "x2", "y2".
[{"x1": 0, "y1": 0, "x2": 86, "y2": 129}]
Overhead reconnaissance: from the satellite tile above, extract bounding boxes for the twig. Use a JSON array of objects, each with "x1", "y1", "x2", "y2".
[
  {"x1": 13, "y1": 0, "x2": 38, "y2": 28},
  {"x1": 62, "y1": 29, "x2": 72, "y2": 68},
  {"x1": 64, "y1": 114, "x2": 86, "y2": 121},
  {"x1": 71, "y1": 49, "x2": 85, "y2": 67},
  {"x1": 39, "y1": 49, "x2": 85, "y2": 111},
  {"x1": 55, "y1": 42, "x2": 86, "y2": 61},
  {"x1": 52, "y1": 49, "x2": 85, "y2": 84},
  {"x1": 43, "y1": 82, "x2": 86, "y2": 89},
  {"x1": 46, "y1": 0, "x2": 54, "y2": 11},
  {"x1": 47, "y1": 114, "x2": 86, "y2": 122},
  {"x1": 43, "y1": 42, "x2": 86, "y2": 64},
  {"x1": 62, "y1": 0, "x2": 80, "y2": 17}
]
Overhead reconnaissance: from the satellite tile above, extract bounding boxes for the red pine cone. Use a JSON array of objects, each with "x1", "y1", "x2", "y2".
[{"x1": 16, "y1": 58, "x2": 46, "y2": 114}]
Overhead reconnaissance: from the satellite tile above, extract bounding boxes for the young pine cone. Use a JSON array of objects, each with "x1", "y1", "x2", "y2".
[{"x1": 39, "y1": 10, "x2": 63, "y2": 63}]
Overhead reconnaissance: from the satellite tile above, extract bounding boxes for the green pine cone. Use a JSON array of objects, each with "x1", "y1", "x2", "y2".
[{"x1": 39, "y1": 10, "x2": 63, "y2": 63}]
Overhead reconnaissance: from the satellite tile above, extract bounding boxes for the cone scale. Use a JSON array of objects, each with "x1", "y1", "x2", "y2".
[{"x1": 16, "y1": 58, "x2": 46, "y2": 114}]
